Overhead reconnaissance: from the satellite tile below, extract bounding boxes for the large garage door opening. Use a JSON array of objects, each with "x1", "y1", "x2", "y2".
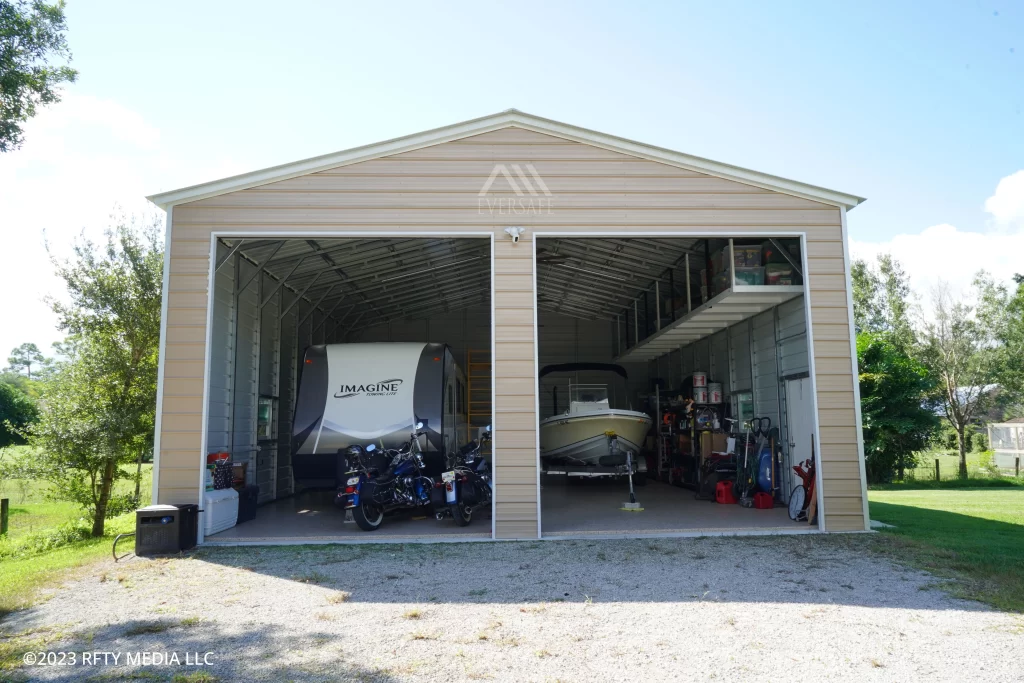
[
  {"x1": 536, "y1": 236, "x2": 817, "y2": 537},
  {"x1": 202, "y1": 236, "x2": 492, "y2": 542}
]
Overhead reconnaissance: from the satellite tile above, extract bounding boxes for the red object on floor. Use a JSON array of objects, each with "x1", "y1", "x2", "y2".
[
  {"x1": 753, "y1": 492, "x2": 774, "y2": 509},
  {"x1": 715, "y1": 480, "x2": 737, "y2": 504}
]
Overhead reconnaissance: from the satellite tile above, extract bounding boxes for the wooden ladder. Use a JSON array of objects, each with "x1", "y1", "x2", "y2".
[{"x1": 466, "y1": 348, "x2": 493, "y2": 443}]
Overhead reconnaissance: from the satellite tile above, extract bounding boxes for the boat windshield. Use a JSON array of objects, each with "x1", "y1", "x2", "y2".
[{"x1": 569, "y1": 384, "x2": 610, "y2": 413}]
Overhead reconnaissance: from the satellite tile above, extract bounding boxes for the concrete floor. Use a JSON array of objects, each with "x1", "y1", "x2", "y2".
[
  {"x1": 207, "y1": 478, "x2": 799, "y2": 544},
  {"x1": 540, "y1": 475, "x2": 795, "y2": 536},
  {"x1": 208, "y1": 490, "x2": 490, "y2": 543}
]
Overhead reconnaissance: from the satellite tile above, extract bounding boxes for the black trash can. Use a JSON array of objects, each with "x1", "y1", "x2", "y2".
[
  {"x1": 237, "y1": 485, "x2": 259, "y2": 524},
  {"x1": 175, "y1": 503, "x2": 199, "y2": 550}
]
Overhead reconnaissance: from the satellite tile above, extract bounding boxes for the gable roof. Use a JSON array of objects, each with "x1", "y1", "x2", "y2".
[{"x1": 146, "y1": 109, "x2": 865, "y2": 210}]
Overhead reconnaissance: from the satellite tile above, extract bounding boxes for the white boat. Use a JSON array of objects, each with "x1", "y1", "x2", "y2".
[{"x1": 539, "y1": 365, "x2": 652, "y2": 467}]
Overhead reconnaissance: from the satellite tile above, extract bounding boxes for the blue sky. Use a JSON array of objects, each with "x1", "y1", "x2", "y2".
[{"x1": 1, "y1": 1, "x2": 1022, "y2": 356}]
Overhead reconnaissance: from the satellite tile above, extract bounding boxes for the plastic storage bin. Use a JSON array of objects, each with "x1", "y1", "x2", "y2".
[
  {"x1": 204, "y1": 488, "x2": 239, "y2": 535},
  {"x1": 732, "y1": 245, "x2": 762, "y2": 267},
  {"x1": 733, "y1": 266, "x2": 765, "y2": 286},
  {"x1": 765, "y1": 262, "x2": 798, "y2": 285}
]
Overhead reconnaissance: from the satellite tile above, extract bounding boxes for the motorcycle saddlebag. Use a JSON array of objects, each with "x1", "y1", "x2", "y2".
[
  {"x1": 358, "y1": 480, "x2": 380, "y2": 505},
  {"x1": 429, "y1": 485, "x2": 447, "y2": 510},
  {"x1": 460, "y1": 479, "x2": 481, "y2": 506}
]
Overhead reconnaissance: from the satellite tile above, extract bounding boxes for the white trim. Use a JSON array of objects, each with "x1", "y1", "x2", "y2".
[
  {"x1": 798, "y1": 233, "x2": 827, "y2": 531},
  {"x1": 489, "y1": 233, "x2": 497, "y2": 541},
  {"x1": 192, "y1": 230, "x2": 495, "y2": 545},
  {"x1": 195, "y1": 232, "x2": 219, "y2": 545},
  {"x1": 147, "y1": 110, "x2": 865, "y2": 211},
  {"x1": 840, "y1": 208, "x2": 871, "y2": 530},
  {"x1": 532, "y1": 229, "x2": 830, "y2": 538},
  {"x1": 532, "y1": 234, "x2": 543, "y2": 539},
  {"x1": 151, "y1": 207, "x2": 173, "y2": 504}
]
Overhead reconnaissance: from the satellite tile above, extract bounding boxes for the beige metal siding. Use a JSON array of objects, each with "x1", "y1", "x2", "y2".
[{"x1": 158, "y1": 126, "x2": 865, "y2": 535}]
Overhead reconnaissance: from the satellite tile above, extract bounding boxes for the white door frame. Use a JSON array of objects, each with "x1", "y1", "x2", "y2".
[
  {"x1": 532, "y1": 230, "x2": 827, "y2": 537},
  {"x1": 193, "y1": 231, "x2": 496, "y2": 544}
]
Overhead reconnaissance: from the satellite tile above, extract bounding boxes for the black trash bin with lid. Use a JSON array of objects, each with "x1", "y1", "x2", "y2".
[{"x1": 236, "y1": 485, "x2": 259, "y2": 524}]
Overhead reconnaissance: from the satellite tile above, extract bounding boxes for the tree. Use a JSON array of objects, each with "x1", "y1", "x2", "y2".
[
  {"x1": 28, "y1": 219, "x2": 163, "y2": 536},
  {"x1": 28, "y1": 339, "x2": 146, "y2": 531},
  {"x1": 851, "y1": 259, "x2": 883, "y2": 334},
  {"x1": 0, "y1": 380, "x2": 37, "y2": 449},
  {"x1": 857, "y1": 333, "x2": 938, "y2": 482},
  {"x1": 0, "y1": 0, "x2": 77, "y2": 152},
  {"x1": 976, "y1": 272, "x2": 1024, "y2": 415},
  {"x1": 876, "y1": 254, "x2": 915, "y2": 350},
  {"x1": 7, "y1": 341, "x2": 44, "y2": 378},
  {"x1": 920, "y1": 281, "x2": 1000, "y2": 479},
  {"x1": 850, "y1": 254, "x2": 916, "y2": 349}
]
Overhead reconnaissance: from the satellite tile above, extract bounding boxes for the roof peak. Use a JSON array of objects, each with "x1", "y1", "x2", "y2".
[{"x1": 147, "y1": 110, "x2": 864, "y2": 210}]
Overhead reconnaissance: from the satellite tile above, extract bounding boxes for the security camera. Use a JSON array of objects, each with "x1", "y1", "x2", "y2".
[{"x1": 505, "y1": 226, "x2": 524, "y2": 244}]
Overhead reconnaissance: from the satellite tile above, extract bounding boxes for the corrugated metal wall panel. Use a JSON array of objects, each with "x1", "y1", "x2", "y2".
[
  {"x1": 752, "y1": 310, "x2": 780, "y2": 433},
  {"x1": 667, "y1": 349, "x2": 682, "y2": 388},
  {"x1": 276, "y1": 288, "x2": 297, "y2": 498},
  {"x1": 693, "y1": 338, "x2": 710, "y2": 376},
  {"x1": 709, "y1": 330, "x2": 730, "y2": 398},
  {"x1": 207, "y1": 244, "x2": 235, "y2": 454},
  {"x1": 778, "y1": 295, "x2": 809, "y2": 378},
  {"x1": 232, "y1": 259, "x2": 259, "y2": 489},
  {"x1": 255, "y1": 271, "x2": 280, "y2": 503},
  {"x1": 729, "y1": 322, "x2": 752, "y2": 392}
]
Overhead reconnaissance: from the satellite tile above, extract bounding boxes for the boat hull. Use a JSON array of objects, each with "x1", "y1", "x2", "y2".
[{"x1": 540, "y1": 410, "x2": 652, "y2": 466}]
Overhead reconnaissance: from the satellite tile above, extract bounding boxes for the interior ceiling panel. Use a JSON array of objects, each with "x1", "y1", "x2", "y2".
[
  {"x1": 224, "y1": 235, "x2": 732, "y2": 332},
  {"x1": 222, "y1": 237, "x2": 491, "y2": 330},
  {"x1": 536, "y1": 237, "x2": 704, "y2": 321}
]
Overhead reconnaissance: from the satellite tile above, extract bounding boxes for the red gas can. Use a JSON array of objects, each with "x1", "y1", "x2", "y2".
[
  {"x1": 753, "y1": 492, "x2": 774, "y2": 509},
  {"x1": 715, "y1": 480, "x2": 737, "y2": 505}
]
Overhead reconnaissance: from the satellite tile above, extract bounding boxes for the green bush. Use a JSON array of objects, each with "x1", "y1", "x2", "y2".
[
  {"x1": 973, "y1": 431, "x2": 988, "y2": 452},
  {"x1": 0, "y1": 520, "x2": 92, "y2": 560}
]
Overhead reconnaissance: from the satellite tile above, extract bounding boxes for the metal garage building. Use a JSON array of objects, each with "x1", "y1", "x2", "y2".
[{"x1": 147, "y1": 110, "x2": 868, "y2": 543}]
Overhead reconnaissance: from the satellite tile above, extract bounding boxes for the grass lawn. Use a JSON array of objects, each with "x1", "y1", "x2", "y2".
[
  {"x1": 869, "y1": 488, "x2": 1024, "y2": 612},
  {"x1": 0, "y1": 450, "x2": 151, "y2": 618},
  {"x1": 0, "y1": 514, "x2": 136, "y2": 617}
]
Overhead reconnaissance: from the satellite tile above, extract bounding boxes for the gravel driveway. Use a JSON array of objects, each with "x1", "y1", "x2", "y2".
[{"x1": 3, "y1": 535, "x2": 1021, "y2": 682}]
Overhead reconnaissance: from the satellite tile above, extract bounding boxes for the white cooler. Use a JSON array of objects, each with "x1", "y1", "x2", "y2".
[{"x1": 204, "y1": 488, "x2": 239, "y2": 536}]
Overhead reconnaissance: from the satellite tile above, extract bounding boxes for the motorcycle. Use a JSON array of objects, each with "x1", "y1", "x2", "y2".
[
  {"x1": 432, "y1": 426, "x2": 492, "y2": 526},
  {"x1": 337, "y1": 421, "x2": 436, "y2": 531}
]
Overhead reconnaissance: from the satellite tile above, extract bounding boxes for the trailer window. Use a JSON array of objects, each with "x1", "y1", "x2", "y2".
[{"x1": 447, "y1": 385, "x2": 454, "y2": 416}]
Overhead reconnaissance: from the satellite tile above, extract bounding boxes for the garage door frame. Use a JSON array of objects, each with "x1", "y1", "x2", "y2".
[
  {"x1": 190, "y1": 230, "x2": 496, "y2": 544},
  {"x1": 532, "y1": 230, "x2": 827, "y2": 537}
]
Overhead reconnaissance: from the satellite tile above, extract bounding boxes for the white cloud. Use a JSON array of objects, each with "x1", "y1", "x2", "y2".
[
  {"x1": 0, "y1": 92, "x2": 245, "y2": 361},
  {"x1": 983, "y1": 170, "x2": 1024, "y2": 226},
  {"x1": 851, "y1": 170, "x2": 1024, "y2": 310}
]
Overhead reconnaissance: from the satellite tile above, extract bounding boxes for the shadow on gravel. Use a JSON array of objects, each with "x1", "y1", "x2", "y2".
[
  {"x1": 187, "y1": 533, "x2": 980, "y2": 611},
  {"x1": 3, "y1": 617, "x2": 400, "y2": 683}
]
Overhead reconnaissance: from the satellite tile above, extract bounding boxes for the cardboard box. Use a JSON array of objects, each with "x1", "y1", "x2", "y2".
[
  {"x1": 699, "y1": 432, "x2": 728, "y2": 459},
  {"x1": 231, "y1": 462, "x2": 248, "y2": 490}
]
